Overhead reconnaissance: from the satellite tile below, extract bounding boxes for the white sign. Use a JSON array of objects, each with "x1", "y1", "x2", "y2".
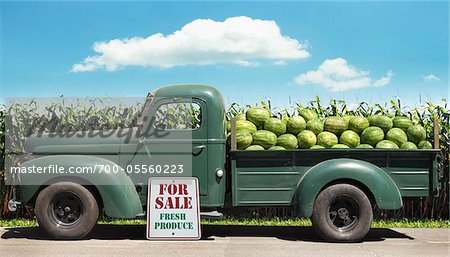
[{"x1": 146, "y1": 177, "x2": 201, "y2": 240}]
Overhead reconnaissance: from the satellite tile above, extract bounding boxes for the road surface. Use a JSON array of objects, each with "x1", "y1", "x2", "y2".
[{"x1": 1, "y1": 225, "x2": 449, "y2": 257}]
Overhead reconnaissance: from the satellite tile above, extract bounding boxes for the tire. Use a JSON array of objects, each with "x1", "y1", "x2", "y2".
[
  {"x1": 312, "y1": 184, "x2": 373, "y2": 242},
  {"x1": 35, "y1": 182, "x2": 99, "y2": 239}
]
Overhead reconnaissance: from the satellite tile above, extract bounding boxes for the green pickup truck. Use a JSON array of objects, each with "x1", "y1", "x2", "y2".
[{"x1": 9, "y1": 84, "x2": 441, "y2": 242}]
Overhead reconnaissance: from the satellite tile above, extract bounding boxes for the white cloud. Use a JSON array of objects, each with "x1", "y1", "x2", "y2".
[
  {"x1": 273, "y1": 60, "x2": 287, "y2": 65},
  {"x1": 374, "y1": 70, "x2": 393, "y2": 87},
  {"x1": 72, "y1": 16, "x2": 310, "y2": 72},
  {"x1": 294, "y1": 58, "x2": 393, "y2": 92},
  {"x1": 423, "y1": 74, "x2": 441, "y2": 82}
]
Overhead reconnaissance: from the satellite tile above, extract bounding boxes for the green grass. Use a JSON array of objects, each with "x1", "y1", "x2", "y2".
[
  {"x1": 202, "y1": 217, "x2": 312, "y2": 227},
  {"x1": 0, "y1": 217, "x2": 448, "y2": 228},
  {"x1": 0, "y1": 219, "x2": 38, "y2": 228}
]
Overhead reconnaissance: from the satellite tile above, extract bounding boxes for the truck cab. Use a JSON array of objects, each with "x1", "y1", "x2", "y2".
[{"x1": 120, "y1": 84, "x2": 227, "y2": 208}]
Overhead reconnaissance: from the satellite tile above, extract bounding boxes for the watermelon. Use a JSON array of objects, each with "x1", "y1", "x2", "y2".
[
  {"x1": 236, "y1": 120, "x2": 257, "y2": 134},
  {"x1": 376, "y1": 140, "x2": 399, "y2": 149},
  {"x1": 400, "y1": 142, "x2": 417, "y2": 150},
  {"x1": 317, "y1": 131, "x2": 339, "y2": 148},
  {"x1": 251, "y1": 130, "x2": 277, "y2": 149},
  {"x1": 236, "y1": 130, "x2": 253, "y2": 150},
  {"x1": 343, "y1": 115, "x2": 354, "y2": 125},
  {"x1": 368, "y1": 115, "x2": 393, "y2": 133},
  {"x1": 324, "y1": 116, "x2": 348, "y2": 135},
  {"x1": 277, "y1": 134, "x2": 298, "y2": 149},
  {"x1": 286, "y1": 115, "x2": 306, "y2": 135},
  {"x1": 407, "y1": 125, "x2": 426, "y2": 144},
  {"x1": 226, "y1": 121, "x2": 231, "y2": 132},
  {"x1": 306, "y1": 119, "x2": 324, "y2": 135},
  {"x1": 264, "y1": 118, "x2": 287, "y2": 136},
  {"x1": 297, "y1": 130, "x2": 317, "y2": 149},
  {"x1": 310, "y1": 145, "x2": 326, "y2": 149},
  {"x1": 339, "y1": 130, "x2": 360, "y2": 148},
  {"x1": 331, "y1": 144, "x2": 350, "y2": 149},
  {"x1": 246, "y1": 107, "x2": 270, "y2": 128},
  {"x1": 361, "y1": 126, "x2": 385, "y2": 146},
  {"x1": 299, "y1": 108, "x2": 318, "y2": 122},
  {"x1": 348, "y1": 116, "x2": 370, "y2": 134},
  {"x1": 392, "y1": 116, "x2": 413, "y2": 131},
  {"x1": 268, "y1": 146, "x2": 286, "y2": 150},
  {"x1": 245, "y1": 145, "x2": 265, "y2": 151},
  {"x1": 386, "y1": 128, "x2": 408, "y2": 147},
  {"x1": 356, "y1": 144, "x2": 374, "y2": 149},
  {"x1": 235, "y1": 113, "x2": 246, "y2": 121},
  {"x1": 281, "y1": 116, "x2": 289, "y2": 125},
  {"x1": 418, "y1": 140, "x2": 433, "y2": 149}
]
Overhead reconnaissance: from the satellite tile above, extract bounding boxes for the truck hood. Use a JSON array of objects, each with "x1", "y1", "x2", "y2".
[{"x1": 25, "y1": 128, "x2": 137, "y2": 155}]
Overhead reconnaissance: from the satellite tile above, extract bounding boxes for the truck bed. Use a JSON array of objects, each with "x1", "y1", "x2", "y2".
[{"x1": 230, "y1": 149, "x2": 440, "y2": 207}]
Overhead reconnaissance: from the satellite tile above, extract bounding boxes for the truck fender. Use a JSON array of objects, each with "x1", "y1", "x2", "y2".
[
  {"x1": 294, "y1": 158, "x2": 402, "y2": 217},
  {"x1": 18, "y1": 155, "x2": 143, "y2": 219}
]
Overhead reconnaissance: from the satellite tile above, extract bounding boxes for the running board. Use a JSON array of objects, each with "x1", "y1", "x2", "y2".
[
  {"x1": 136, "y1": 212, "x2": 146, "y2": 219},
  {"x1": 200, "y1": 211, "x2": 224, "y2": 220}
]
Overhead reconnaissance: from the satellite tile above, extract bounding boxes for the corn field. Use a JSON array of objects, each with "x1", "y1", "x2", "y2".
[{"x1": 0, "y1": 97, "x2": 449, "y2": 220}]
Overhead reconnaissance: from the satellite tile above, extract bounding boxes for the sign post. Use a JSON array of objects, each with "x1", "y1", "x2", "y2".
[{"x1": 147, "y1": 177, "x2": 201, "y2": 240}]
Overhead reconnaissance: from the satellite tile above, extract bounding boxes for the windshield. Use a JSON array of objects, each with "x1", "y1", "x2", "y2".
[{"x1": 137, "y1": 92, "x2": 154, "y2": 126}]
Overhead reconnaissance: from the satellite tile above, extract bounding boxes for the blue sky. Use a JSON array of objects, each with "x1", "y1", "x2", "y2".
[{"x1": 1, "y1": 1, "x2": 448, "y2": 109}]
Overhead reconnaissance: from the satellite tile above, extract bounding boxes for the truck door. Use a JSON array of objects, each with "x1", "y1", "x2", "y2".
[{"x1": 131, "y1": 98, "x2": 208, "y2": 199}]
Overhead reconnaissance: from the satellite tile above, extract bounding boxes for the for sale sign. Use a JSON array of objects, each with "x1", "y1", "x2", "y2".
[{"x1": 146, "y1": 177, "x2": 201, "y2": 240}]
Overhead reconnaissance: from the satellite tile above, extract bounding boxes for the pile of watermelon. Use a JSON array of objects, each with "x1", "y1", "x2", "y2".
[{"x1": 227, "y1": 107, "x2": 433, "y2": 150}]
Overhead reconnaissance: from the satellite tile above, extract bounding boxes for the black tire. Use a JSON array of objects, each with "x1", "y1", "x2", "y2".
[
  {"x1": 312, "y1": 184, "x2": 373, "y2": 242},
  {"x1": 35, "y1": 182, "x2": 99, "y2": 239}
]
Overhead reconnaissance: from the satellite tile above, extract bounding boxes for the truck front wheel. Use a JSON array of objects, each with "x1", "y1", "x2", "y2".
[
  {"x1": 35, "y1": 182, "x2": 99, "y2": 239},
  {"x1": 312, "y1": 184, "x2": 372, "y2": 242}
]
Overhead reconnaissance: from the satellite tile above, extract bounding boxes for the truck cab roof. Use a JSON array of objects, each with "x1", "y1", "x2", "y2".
[{"x1": 152, "y1": 84, "x2": 223, "y2": 102}]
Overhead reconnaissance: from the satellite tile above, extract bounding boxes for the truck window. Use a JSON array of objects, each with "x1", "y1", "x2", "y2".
[{"x1": 153, "y1": 102, "x2": 201, "y2": 130}]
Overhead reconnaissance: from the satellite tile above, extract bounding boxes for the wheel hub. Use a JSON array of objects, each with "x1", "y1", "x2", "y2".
[
  {"x1": 327, "y1": 195, "x2": 359, "y2": 231},
  {"x1": 49, "y1": 192, "x2": 83, "y2": 226}
]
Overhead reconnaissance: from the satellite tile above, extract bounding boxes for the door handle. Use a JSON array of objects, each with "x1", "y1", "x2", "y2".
[{"x1": 192, "y1": 145, "x2": 206, "y2": 156}]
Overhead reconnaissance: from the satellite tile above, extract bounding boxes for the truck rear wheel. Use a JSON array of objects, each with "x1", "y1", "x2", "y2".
[
  {"x1": 312, "y1": 184, "x2": 372, "y2": 242},
  {"x1": 35, "y1": 182, "x2": 99, "y2": 239}
]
